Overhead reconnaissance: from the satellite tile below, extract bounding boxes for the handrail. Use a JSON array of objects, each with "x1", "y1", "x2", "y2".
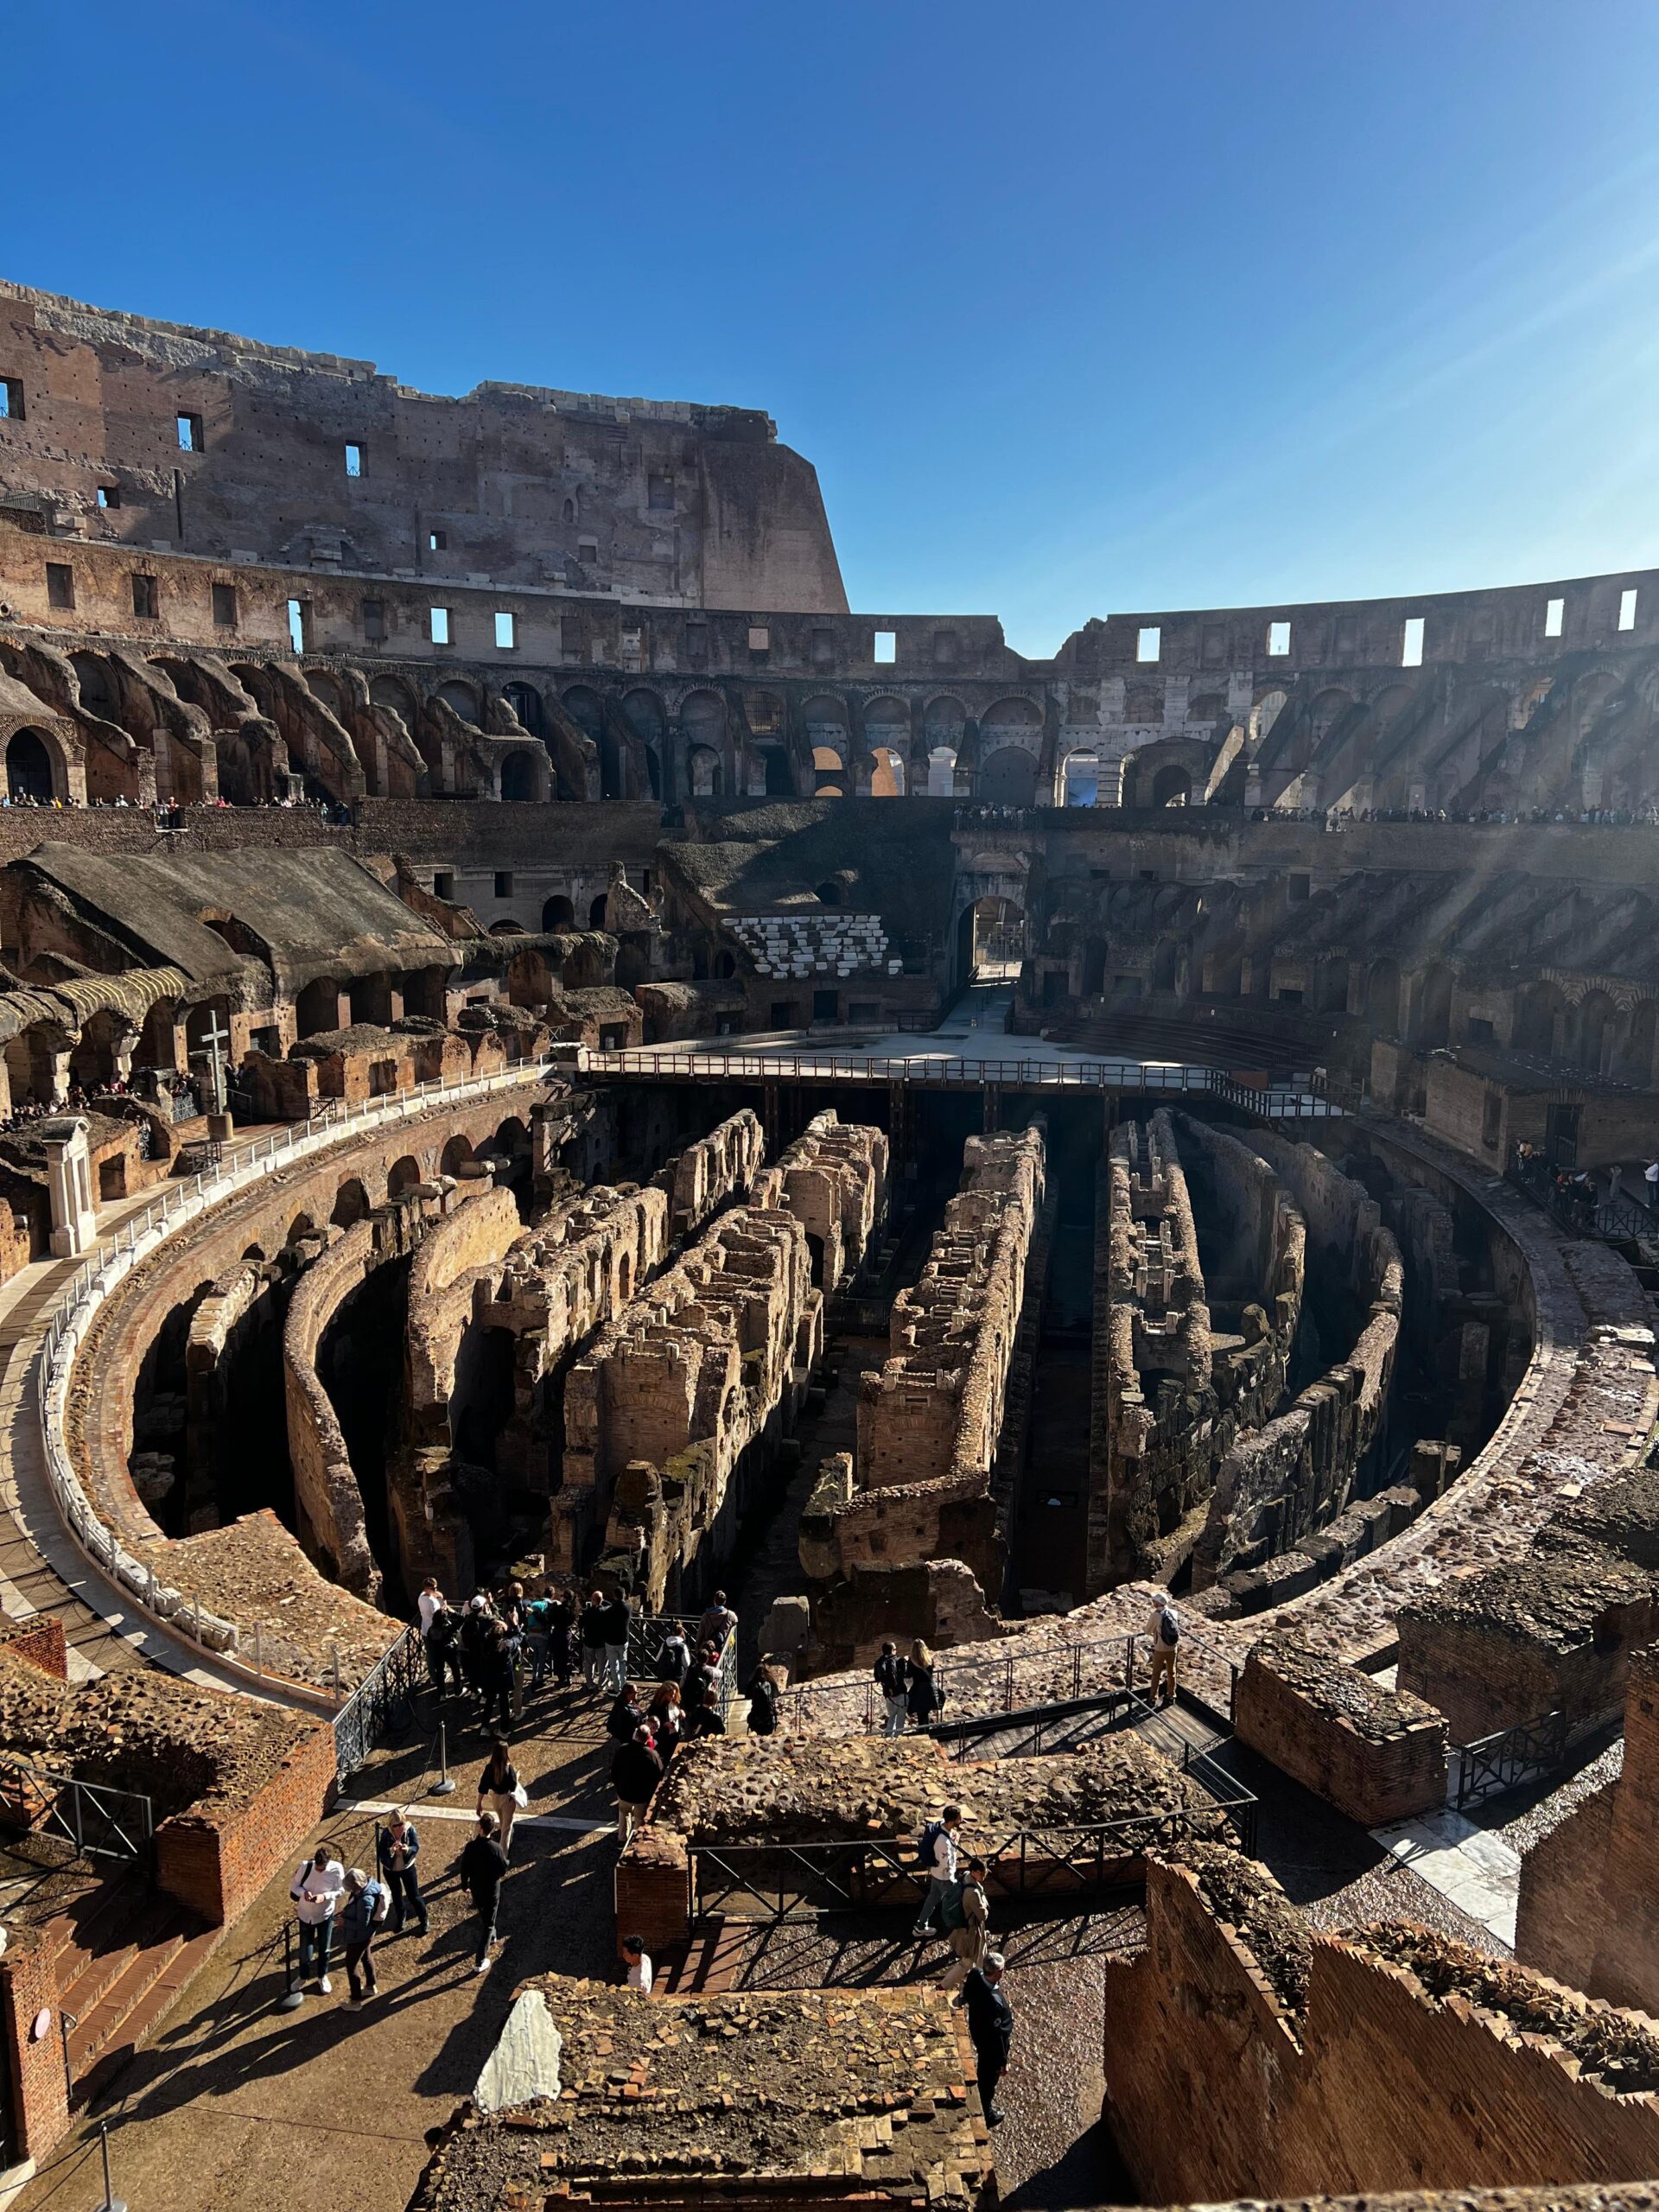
[
  {"x1": 575, "y1": 1046, "x2": 1334, "y2": 1119},
  {"x1": 32, "y1": 1054, "x2": 560, "y2": 1710}
]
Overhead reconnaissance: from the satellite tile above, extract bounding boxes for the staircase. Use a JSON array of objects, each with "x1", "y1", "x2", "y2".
[{"x1": 39, "y1": 1873, "x2": 217, "y2": 2107}]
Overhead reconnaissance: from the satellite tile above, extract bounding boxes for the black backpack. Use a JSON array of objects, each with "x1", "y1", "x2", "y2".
[
  {"x1": 1159, "y1": 1609, "x2": 1180, "y2": 1648},
  {"x1": 912, "y1": 1817, "x2": 946, "y2": 1871}
]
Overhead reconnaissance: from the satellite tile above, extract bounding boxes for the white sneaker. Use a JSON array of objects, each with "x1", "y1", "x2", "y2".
[
  {"x1": 318, "y1": 1976, "x2": 333, "y2": 1994},
  {"x1": 474, "y1": 1957, "x2": 492, "y2": 1975}
]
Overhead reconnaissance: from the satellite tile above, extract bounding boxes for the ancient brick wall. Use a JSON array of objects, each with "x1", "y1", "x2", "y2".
[
  {"x1": 1518, "y1": 1647, "x2": 1659, "y2": 2016},
  {"x1": 1103, "y1": 1859, "x2": 1659, "y2": 2205},
  {"x1": 749, "y1": 1109, "x2": 888, "y2": 1296},
  {"x1": 1235, "y1": 1636, "x2": 1448, "y2": 1826}
]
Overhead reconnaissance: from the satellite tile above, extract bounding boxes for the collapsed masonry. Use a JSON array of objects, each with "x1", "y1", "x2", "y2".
[
  {"x1": 566, "y1": 1114, "x2": 887, "y2": 1610},
  {"x1": 1090, "y1": 1109, "x2": 1411, "y2": 1611},
  {"x1": 800, "y1": 1124, "x2": 1045, "y2": 1665}
]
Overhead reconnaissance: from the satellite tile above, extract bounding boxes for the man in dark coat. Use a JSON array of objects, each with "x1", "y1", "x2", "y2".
[
  {"x1": 958, "y1": 1953, "x2": 1014, "y2": 2126},
  {"x1": 611, "y1": 1725, "x2": 664, "y2": 1845},
  {"x1": 459, "y1": 1810, "x2": 510, "y2": 1974}
]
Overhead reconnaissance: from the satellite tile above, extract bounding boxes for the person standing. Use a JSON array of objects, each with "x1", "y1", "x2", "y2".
[
  {"x1": 1645, "y1": 1158, "x2": 1659, "y2": 1211},
  {"x1": 459, "y1": 1595, "x2": 495, "y2": 1707},
  {"x1": 579, "y1": 1591, "x2": 609, "y2": 1690},
  {"x1": 657, "y1": 1622, "x2": 692, "y2": 1689},
  {"x1": 480, "y1": 1612, "x2": 518, "y2": 1732},
  {"x1": 289, "y1": 1843, "x2": 346, "y2": 1993},
  {"x1": 611, "y1": 1725, "x2": 664, "y2": 1844},
  {"x1": 376, "y1": 1808, "x2": 428, "y2": 1936},
  {"x1": 545, "y1": 1583, "x2": 576, "y2": 1689},
  {"x1": 958, "y1": 1953, "x2": 1014, "y2": 2126},
  {"x1": 599, "y1": 1588, "x2": 632, "y2": 1696},
  {"x1": 418, "y1": 1578, "x2": 449, "y2": 1690},
  {"x1": 939, "y1": 1857, "x2": 991, "y2": 1991},
  {"x1": 912, "y1": 1806, "x2": 963, "y2": 1940},
  {"x1": 1145, "y1": 1592, "x2": 1180, "y2": 1706},
  {"x1": 746, "y1": 1661, "x2": 779, "y2": 1738},
  {"x1": 645, "y1": 1681, "x2": 684, "y2": 1764},
  {"x1": 906, "y1": 1642, "x2": 944, "y2": 1730},
  {"x1": 874, "y1": 1641, "x2": 910, "y2": 1736},
  {"x1": 460, "y1": 1811, "x2": 510, "y2": 1974},
  {"x1": 477, "y1": 1738, "x2": 524, "y2": 1857},
  {"x1": 621, "y1": 1933, "x2": 653, "y2": 1994},
  {"x1": 697, "y1": 1590, "x2": 736, "y2": 1651},
  {"x1": 339, "y1": 1866, "x2": 390, "y2": 2003},
  {"x1": 522, "y1": 1588, "x2": 552, "y2": 1692},
  {"x1": 683, "y1": 1684, "x2": 727, "y2": 1740}
]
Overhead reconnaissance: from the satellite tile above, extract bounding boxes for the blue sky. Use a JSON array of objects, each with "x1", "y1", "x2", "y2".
[{"x1": 9, "y1": 1, "x2": 1659, "y2": 655}]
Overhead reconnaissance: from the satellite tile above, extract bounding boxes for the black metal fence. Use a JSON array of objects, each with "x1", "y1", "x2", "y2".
[
  {"x1": 0, "y1": 1758, "x2": 154, "y2": 1867},
  {"x1": 1507, "y1": 1154, "x2": 1657, "y2": 1244},
  {"x1": 332, "y1": 1623, "x2": 425, "y2": 1783},
  {"x1": 690, "y1": 1795, "x2": 1254, "y2": 1923},
  {"x1": 1453, "y1": 1709, "x2": 1570, "y2": 1812}
]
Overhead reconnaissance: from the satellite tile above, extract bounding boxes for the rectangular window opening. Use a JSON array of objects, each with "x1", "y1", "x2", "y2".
[
  {"x1": 434, "y1": 870, "x2": 455, "y2": 900},
  {"x1": 212, "y1": 582, "x2": 238, "y2": 627},
  {"x1": 429, "y1": 605, "x2": 451, "y2": 646},
  {"x1": 873, "y1": 629, "x2": 896, "y2": 664},
  {"x1": 1268, "y1": 620, "x2": 1291, "y2": 657},
  {"x1": 1543, "y1": 596, "x2": 1564, "y2": 639},
  {"x1": 1401, "y1": 615, "x2": 1425, "y2": 667},
  {"x1": 287, "y1": 597, "x2": 307, "y2": 653},
  {"x1": 176, "y1": 412, "x2": 202, "y2": 453},
  {"x1": 96, "y1": 484, "x2": 119, "y2": 509},
  {"x1": 1287, "y1": 872, "x2": 1310, "y2": 904},
  {"x1": 747, "y1": 625, "x2": 770, "y2": 654},
  {"x1": 493, "y1": 871, "x2": 513, "y2": 898},
  {"x1": 428, "y1": 529, "x2": 446, "y2": 551},
  {"x1": 1618, "y1": 587, "x2": 1638, "y2": 632},
  {"x1": 0, "y1": 378, "x2": 22, "y2": 421},
  {"x1": 45, "y1": 563, "x2": 74, "y2": 611},
  {"x1": 361, "y1": 599, "x2": 385, "y2": 643},
  {"x1": 494, "y1": 610, "x2": 517, "y2": 650},
  {"x1": 1136, "y1": 626, "x2": 1161, "y2": 663},
  {"x1": 344, "y1": 442, "x2": 363, "y2": 478},
  {"x1": 131, "y1": 573, "x2": 159, "y2": 620},
  {"x1": 647, "y1": 474, "x2": 674, "y2": 511}
]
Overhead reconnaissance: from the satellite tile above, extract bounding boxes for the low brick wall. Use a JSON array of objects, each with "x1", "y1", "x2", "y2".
[
  {"x1": 0, "y1": 1611, "x2": 67, "y2": 1680},
  {"x1": 152, "y1": 1714, "x2": 338, "y2": 1927},
  {"x1": 1235, "y1": 1636, "x2": 1448, "y2": 1827},
  {"x1": 0, "y1": 1929, "x2": 69, "y2": 2160}
]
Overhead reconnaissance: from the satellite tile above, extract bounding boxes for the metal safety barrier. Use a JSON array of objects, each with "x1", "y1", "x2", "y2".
[
  {"x1": 0, "y1": 1757, "x2": 154, "y2": 1868},
  {"x1": 1453, "y1": 1709, "x2": 1570, "y2": 1813},
  {"x1": 32, "y1": 1054, "x2": 561, "y2": 1712}
]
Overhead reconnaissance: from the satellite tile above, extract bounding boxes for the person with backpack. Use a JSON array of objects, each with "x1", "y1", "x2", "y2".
[
  {"x1": 874, "y1": 1641, "x2": 910, "y2": 1736},
  {"x1": 746, "y1": 1661, "x2": 779, "y2": 1738},
  {"x1": 906, "y1": 1641, "x2": 945, "y2": 1730},
  {"x1": 939, "y1": 1856, "x2": 991, "y2": 1991},
  {"x1": 657, "y1": 1623, "x2": 692, "y2": 1688},
  {"x1": 425, "y1": 1602, "x2": 464, "y2": 1694},
  {"x1": 521, "y1": 1589, "x2": 553, "y2": 1692},
  {"x1": 612, "y1": 1725, "x2": 664, "y2": 1843},
  {"x1": 339, "y1": 1866, "x2": 391, "y2": 2003},
  {"x1": 911, "y1": 1804, "x2": 963, "y2": 1941},
  {"x1": 289, "y1": 1843, "x2": 346, "y2": 1993},
  {"x1": 1146, "y1": 1592, "x2": 1180, "y2": 1705}
]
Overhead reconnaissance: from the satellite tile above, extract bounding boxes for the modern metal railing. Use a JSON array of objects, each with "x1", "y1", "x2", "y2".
[
  {"x1": 626, "y1": 1613, "x2": 739, "y2": 1714},
  {"x1": 0, "y1": 1757, "x2": 155, "y2": 1868},
  {"x1": 689, "y1": 1796, "x2": 1253, "y2": 1922},
  {"x1": 576, "y1": 1045, "x2": 1333, "y2": 1117},
  {"x1": 1452, "y1": 1708, "x2": 1570, "y2": 1812},
  {"x1": 332, "y1": 1622, "x2": 427, "y2": 1781},
  {"x1": 777, "y1": 1624, "x2": 1243, "y2": 1737},
  {"x1": 32, "y1": 1056, "x2": 559, "y2": 1711}
]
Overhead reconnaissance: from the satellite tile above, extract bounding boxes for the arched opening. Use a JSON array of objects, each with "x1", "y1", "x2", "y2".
[
  {"x1": 588, "y1": 893, "x2": 608, "y2": 929},
  {"x1": 1413, "y1": 963, "x2": 1455, "y2": 1052},
  {"x1": 387, "y1": 1154, "x2": 422, "y2": 1198},
  {"x1": 296, "y1": 977, "x2": 341, "y2": 1038},
  {"x1": 816, "y1": 880, "x2": 843, "y2": 908},
  {"x1": 500, "y1": 752, "x2": 536, "y2": 802},
  {"x1": 1061, "y1": 749, "x2": 1100, "y2": 807},
  {"x1": 1150, "y1": 765, "x2": 1191, "y2": 809},
  {"x1": 489, "y1": 918, "x2": 524, "y2": 937},
  {"x1": 1575, "y1": 989, "x2": 1617, "y2": 1076},
  {"x1": 954, "y1": 893, "x2": 1024, "y2": 987},
  {"x1": 687, "y1": 745, "x2": 722, "y2": 798},
  {"x1": 502, "y1": 682, "x2": 545, "y2": 738},
  {"x1": 6, "y1": 728, "x2": 55, "y2": 803},
  {"x1": 1514, "y1": 980, "x2": 1566, "y2": 1058},
  {"x1": 441, "y1": 1133, "x2": 474, "y2": 1178},
  {"x1": 978, "y1": 747, "x2": 1037, "y2": 806},
  {"x1": 1364, "y1": 958, "x2": 1402, "y2": 1036},
  {"x1": 1618, "y1": 998, "x2": 1658, "y2": 1085},
  {"x1": 760, "y1": 747, "x2": 793, "y2": 797},
  {"x1": 436, "y1": 680, "x2": 481, "y2": 723},
  {"x1": 810, "y1": 746, "x2": 845, "y2": 798},
  {"x1": 868, "y1": 746, "x2": 905, "y2": 797},
  {"x1": 542, "y1": 894, "x2": 575, "y2": 930},
  {"x1": 925, "y1": 745, "x2": 957, "y2": 798},
  {"x1": 1151, "y1": 939, "x2": 1179, "y2": 992},
  {"x1": 714, "y1": 950, "x2": 736, "y2": 979},
  {"x1": 1315, "y1": 957, "x2": 1351, "y2": 1015},
  {"x1": 286, "y1": 1211, "x2": 319, "y2": 1248},
  {"x1": 331, "y1": 1179, "x2": 372, "y2": 1228}
]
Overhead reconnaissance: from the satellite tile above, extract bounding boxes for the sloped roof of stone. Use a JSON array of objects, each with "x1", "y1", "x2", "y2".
[
  {"x1": 672, "y1": 798, "x2": 958, "y2": 942},
  {"x1": 19, "y1": 842, "x2": 455, "y2": 995}
]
